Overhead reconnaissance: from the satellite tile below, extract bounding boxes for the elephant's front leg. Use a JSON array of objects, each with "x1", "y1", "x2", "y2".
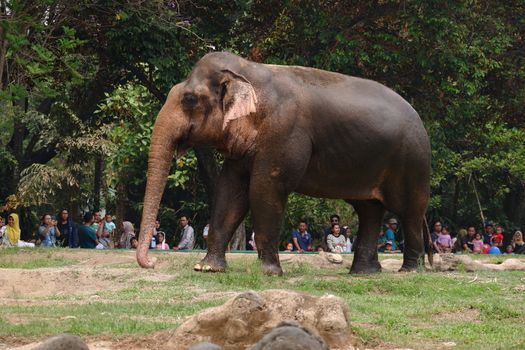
[{"x1": 194, "y1": 160, "x2": 249, "y2": 272}]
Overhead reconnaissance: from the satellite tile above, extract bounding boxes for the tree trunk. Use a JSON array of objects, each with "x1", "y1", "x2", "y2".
[
  {"x1": 451, "y1": 177, "x2": 460, "y2": 224},
  {"x1": 229, "y1": 221, "x2": 246, "y2": 251},
  {"x1": 93, "y1": 156, "x2": 103, "y2": 210},
  {"x1": 504, "y1": 180, "x2": 525, "y2": 228},
  {"x1": 115, "y1": 172, "x2": 127, "y2": 247}
]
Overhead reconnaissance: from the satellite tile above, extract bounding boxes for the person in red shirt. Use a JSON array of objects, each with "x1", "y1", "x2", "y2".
[{"x1": 491, "y1": 225, "x2": 504, "y2": 248}]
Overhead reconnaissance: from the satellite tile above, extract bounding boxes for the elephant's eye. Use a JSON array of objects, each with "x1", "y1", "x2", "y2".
[{"x1": 182, "y1": 93, "x2": 198, "y2": 110}]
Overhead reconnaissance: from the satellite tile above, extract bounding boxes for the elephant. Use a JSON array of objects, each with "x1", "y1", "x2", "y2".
[{"x1": 136, "y1": 51, "x2": 431, "y2": 275}]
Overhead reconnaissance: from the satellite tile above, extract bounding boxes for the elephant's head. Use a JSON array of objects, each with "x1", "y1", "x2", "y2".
[{"x1": 137, "y1": 52, "x2": 260, "y2": 268}]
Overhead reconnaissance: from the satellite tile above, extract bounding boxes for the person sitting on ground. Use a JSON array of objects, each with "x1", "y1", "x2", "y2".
[
  {"x1": 436, "y1": 225, "x2": 453, "y2": 253},
  {"x1": 91, "y1": 210, "x2": 102, "y2": 231},
  {"x1": 472, "y1": 233, "x2": 484, "y2": 254},
  {"x1": 39, "y1": 214, "x2": 60, "y2": 247},
  {"x1": 130, "y1": 236, "x2": 139, "y2": 249},
  {"x1": 431, "y1": 221, "x2": 443, "y2": 252},
  {"x1": 174, "y1": 215, "x2": 194, "y2": 250},
  {"x1": 491, "y1": 225, "x2": 504, "y2": 248},
  {"x1": 96, "y1": 213, "x2": 114, "y2": 249},
  {"x1": 384, "y1": 241, "x2": 401, "y2": 253},
  {"x1": 504, "y1": 244, "x2": 514, "y2": 254},
  {"x1": 0, "y1": 217, "x2": 5, "y2": 232},
  {"x1": 323, "y1": 215, "x2": 347, "y2": 249},
  {"x1": 119, "y1": 221, "x2": 135, "y2": 249},
  {"x1": 248, "y1": 231, "x2": 256, "y2": 250},
  {"x1": 283, "y1": 242, "x2": 293, "y2": 252},
  {"x1": 482, "y1": 222, "x2": 494, "y2": 245},
  {"x1": 56, "y1": 208, "x2": 78, "y2": 248},
  {"x1": 461, "y1": 226, "x2": 476, "y2": 252},
  {"x1": 384, "y1": 218, "x2": 399, "y2": 251},
  {"x1": 453, "y1": 228, "x2": 467, "y2": 253},
  {"x1": 156, "y1": 231, "x2": 170, "y2": 250},
  {"x1": 78, "y1": 212, "x2": 100, "y2": 249},
  {"x1": 153, "y1": 219, "x2": 161, "y2": 237},
  {"x1": 292, "y1": 220, "x2": 312, "y2": 253},
  {"x1": 377, "y1": 229, "x2": 387, "y2": 252},
  {"x1": 512, "y1": 231, "x2": 525, "y2": 254},
  {"x1": 0, "y1": 213, "x2": 35, "y2": 247},
  {"x1": 326, "y1": 223, "x2": 346, "y2": 253},
  {"x1": 202, "y1": 224, "x2": 209, "y2": 250}
]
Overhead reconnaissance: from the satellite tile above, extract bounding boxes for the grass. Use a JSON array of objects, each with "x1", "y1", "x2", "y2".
[
  {"x1": 0, "y1": 249, "x2": 77, "y2": 268},
  {"x1": 0, "y1": 249, "x2": 524, "y2": 349}
]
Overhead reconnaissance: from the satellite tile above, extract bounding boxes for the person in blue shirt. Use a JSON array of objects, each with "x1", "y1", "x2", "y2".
[
  {"x1": 78, "y1": 212, "x2": 99, "y2": 249},
  {"x1": 292, "y1": 221, "x2": 312, "y2": 253},
  {"x1": 384, "y1": 218, "x2": 399, "y2": 251},
  {"x1": 39, "y1": 214, "x2": 60, "y2": 247}
]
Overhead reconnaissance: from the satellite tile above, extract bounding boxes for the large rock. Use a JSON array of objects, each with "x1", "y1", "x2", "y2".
[
  {"x1": 432, "y1": 254, "x2": 525, "y2": 272},
  {"x1": 164, "y1": 290, "x2": 355, "y2": 350}
]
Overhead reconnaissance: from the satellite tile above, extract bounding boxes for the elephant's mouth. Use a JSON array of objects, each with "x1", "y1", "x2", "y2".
[{"x1": 176, "y1": 124, "x2": 193, "y2": 158}]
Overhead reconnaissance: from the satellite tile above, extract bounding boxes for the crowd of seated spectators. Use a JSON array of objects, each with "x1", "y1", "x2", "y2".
[
  {"x1": 1, "y1": 209, "x2": 524, "y2": 256},
  {"x1": 0, "y1": 209, "x2": 195, "y2": 251},
  {"x1": 427, "y1": 221, "x2": 524, "y2": 255}
]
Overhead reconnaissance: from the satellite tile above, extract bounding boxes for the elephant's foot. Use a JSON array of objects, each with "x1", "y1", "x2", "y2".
[
  {"x1": 262, "y1": 262, "x2": 283, "y2": 276},
  {"x1": 194, "y1": 255, "x2": 226, "y2": 272},
  {"x1": 399, "y1": 256, "x2": 425, "y2": 272},
  {"x1": 398, "y1": 265, "x2": 418, "y2": 272},
  {"x1": 350, "y1": 260, "x2": 382, "y2": 274}
]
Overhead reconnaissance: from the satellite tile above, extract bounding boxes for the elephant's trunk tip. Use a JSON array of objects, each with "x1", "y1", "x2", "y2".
[{"x1": 137, "y1": 257, "x2": 156, "y2": 269}]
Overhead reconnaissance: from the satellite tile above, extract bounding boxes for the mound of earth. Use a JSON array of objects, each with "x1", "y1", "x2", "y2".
[
  {"x1": 163, "y1": 290, "x2": 357, "y2": 350},
  {"x1": 380, "y1": 254, "x2": 525, "y2": 272}
]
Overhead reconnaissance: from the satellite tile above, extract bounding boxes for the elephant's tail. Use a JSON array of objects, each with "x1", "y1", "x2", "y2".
[{"x1": 423, "y1": 216, "x2": 433, "y2": 267}]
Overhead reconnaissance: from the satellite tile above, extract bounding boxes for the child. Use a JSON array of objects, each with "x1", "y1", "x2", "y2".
[
  {"x1": 130, "y1": 237, "x2": 139, "y2": 249},
  {"x1": 491, "y1": 226, "x2": 504, "y2": 248},
  {"x1": 327, "y1": 224, "x2": 346, "y2": 253},
  {"x1": 472, "y1": 233, "x2": 484, "y2": 254},
  {"x1": 284, "y1": 242, "x2": 293, "y2": 252},
  {"x1": 155, "y1": 231, "x2": 170, "y2": 250},
  {"x1": 504, "y1": 244, "x2": 514, "y2": 254},
  {"x1": 436, "y1": 226, "x2": 453, "y2": 253},
  {"x1": 103, "y1": 213, "x2": 116, "y2": 234}
]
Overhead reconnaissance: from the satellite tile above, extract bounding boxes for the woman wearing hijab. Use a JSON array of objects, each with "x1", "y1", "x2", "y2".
[
  {"x1": 119, "y1": 221, "x2": 135, "y2": 249},
  {"x1": 0, "y1": 213, "x2": 35, "y2": 247},
  {"x1": 156, "y1": 231, "x2": 170, "y2": 250},
  {"x1": 512, "y1": 231, "x2": 525, "y2": 254}
]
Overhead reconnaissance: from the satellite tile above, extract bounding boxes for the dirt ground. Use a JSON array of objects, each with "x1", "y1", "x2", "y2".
[{"x1": 1, "y1": 250, "x2": 524, "y2": 350}]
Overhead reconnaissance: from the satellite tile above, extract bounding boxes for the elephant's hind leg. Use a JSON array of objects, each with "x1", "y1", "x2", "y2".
[
  {"x1": 194, "y1": 160, "x2": 249, "y2": 272},
  {"x1": 398, "y1": 201, "x2": 427, "y2": 272},
  {"x1": 349, "y1": 200, "x2": 385, "y2": 274}
]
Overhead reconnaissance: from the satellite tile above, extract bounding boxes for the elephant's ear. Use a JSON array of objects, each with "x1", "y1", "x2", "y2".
[{"x1": 220, "y1": 69, "x2": 258, "y2": 130}]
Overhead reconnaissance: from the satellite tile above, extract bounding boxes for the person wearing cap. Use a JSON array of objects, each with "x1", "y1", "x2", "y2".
[{"x1": 384, "y1": 218, "x2": 399, "y2": 251}]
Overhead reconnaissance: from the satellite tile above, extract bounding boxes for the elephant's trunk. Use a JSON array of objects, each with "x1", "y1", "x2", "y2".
[{"x1": 137, "y1": 87, "x2": 186, "y2": 268}]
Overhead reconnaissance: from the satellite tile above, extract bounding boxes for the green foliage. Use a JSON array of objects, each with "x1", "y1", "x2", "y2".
[
  {"x1": 285, "y1": 194, "x2": 356, "y2": 238},
  {"x1": 1, "y1": 0, "x2": 524, "y2": 235}
]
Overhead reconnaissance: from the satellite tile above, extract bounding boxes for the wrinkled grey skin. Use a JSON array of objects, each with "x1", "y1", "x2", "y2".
[
  {"x1": 33, "y1": 334, "x2": 89, "y2": 350},
  {"x1": 137, "y1": 51, "x2": 431, "y2": 275},
  {"x1": 250, "y1": 321, "x2": 328, "y2": 350},
  {"x1": 188, "y1": 342, "x2": 224, "y2": 350}
]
